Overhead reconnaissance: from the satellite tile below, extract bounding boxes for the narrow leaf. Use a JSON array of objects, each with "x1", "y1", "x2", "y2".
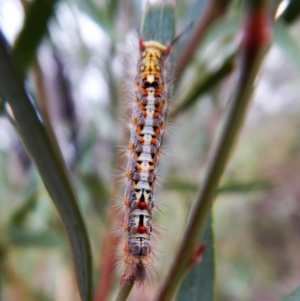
[
  {"x1": 170, "y1": 53, "x2": 235, "y2": 119},
  {"x1": 12, "y1": 0, "x2": 59, "y2": 71},
  {"x1": 0, "y1": 32, "x2": 92, "y2": 301},
  {"x1": 141, "y1": 2, "x2": 176, "y2": 45},
  {"x1": 176, "y1": 213, "x2": 215, "y2": 301}
]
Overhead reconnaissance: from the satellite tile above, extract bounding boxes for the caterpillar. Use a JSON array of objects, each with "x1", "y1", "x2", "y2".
[{"x1": 122, "y1": 38, "x2": 171, "y2": 284}]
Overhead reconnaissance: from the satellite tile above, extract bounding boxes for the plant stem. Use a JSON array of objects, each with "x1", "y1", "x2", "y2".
[
  {"x1": 170, "y1": 52, "x2": 236, "y2": 120},
  {"x1": 174, "y1": 0, "x2": 232, "y2": 82},
  {"x1": 154, "y1": 1, "x2": 271, "y2": 300},
  {"x1": 115, "y1": 280, "x2": 134, "y2": 301}
]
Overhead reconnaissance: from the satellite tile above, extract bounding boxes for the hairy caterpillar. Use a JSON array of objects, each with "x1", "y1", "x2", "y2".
[{"x1": 122, "y1": 37, "x2": 172, "y2": 284}]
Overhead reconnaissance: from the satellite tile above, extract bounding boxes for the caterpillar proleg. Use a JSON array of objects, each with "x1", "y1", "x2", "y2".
[{"x1": 122, "y1": 38, "x2": 171, "y2": 284}]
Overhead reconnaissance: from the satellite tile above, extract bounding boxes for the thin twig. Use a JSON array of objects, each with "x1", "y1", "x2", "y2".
[
  {"x1": 114, "y1": 280, "x2": 134, "y2": 301},
  {"x1": 154, "y1": 1, "x2": 271, "y2": 300},
  {"x1": 174, "y1": 0, "x2": 232, "y2": 82},
  {"x1": 169, "y1": 52, "x2": 236, "y2": 120}
]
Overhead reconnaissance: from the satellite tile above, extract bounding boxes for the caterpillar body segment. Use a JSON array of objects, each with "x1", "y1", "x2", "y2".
[{"x1": 122, "y1": 39, "x2": 171, "y2": 283}]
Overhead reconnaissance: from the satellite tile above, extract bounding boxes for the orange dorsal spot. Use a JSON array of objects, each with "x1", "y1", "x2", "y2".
[
  {"x1": 139, "y1": 89, "x2": 148, "y2": 96},
  {"x1": 153, "y1": 127, "x2": 160, "y2": 136},
  {"x1": 153, "y1": 112, "x2": 160, "y2": 118},
  {"x1": 155, "y1": 103, "x2": 164, "y2": 112},
  {"x1": 139, "y1": 103, "x2": 147, "y2": 110},
  {"x1": 154, "y1": 90, "x2": 163, "y2": 97},
  {"x1": 150, "y1": 138, "x2": 157, "y2": 145},
  {"x1": 148, "y1": 166, "x2": 154, "y2": 173}
]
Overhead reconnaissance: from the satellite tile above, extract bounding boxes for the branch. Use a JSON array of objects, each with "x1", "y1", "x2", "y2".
[
  {"x1": 154, "y1": 0, "x2": 271, "y2": 300},
  {"x1": 115, "y1": 279, "x2": 134, "y2": 301},
  {"x1": 169, "y1": 52, "x2": 236, "y2": 120},
  {"x1": 174, "y1": 0, "x2": 232, "y2": 82}
]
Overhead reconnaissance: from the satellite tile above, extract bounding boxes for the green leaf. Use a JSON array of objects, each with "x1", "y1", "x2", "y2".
[
  {"x1": 280, "y1": 0, "x2": 300, "y2": 25},
  {"x1": 141, "y1": 2, "x2": 176, "y2": 45},
  {"x1": 273, "y1": 22, "x2": 300, "y2": 73},
  {"x1": 171, "y1": 53, "x2": 235, "y2": 118},
  {"x1": 280, "y1": 286, "x2": 300, "y2": 301},
  {"x1": 180, "y1": 0, "x2": 207, "y2": 30},
  {"x1": 12, "y1": 0, "x2": 59, "y2": 72},
  {"x1": 0, "y1": 33, "x2": 92, "y2": 301},
  {"x1": 176, "y1": 212, "x2": 215, "y2": 301}
]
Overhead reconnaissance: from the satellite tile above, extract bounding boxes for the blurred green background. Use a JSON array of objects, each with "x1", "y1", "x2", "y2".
[{"x1": 1, "y1": 0, "x2": 300, "y2": 300}]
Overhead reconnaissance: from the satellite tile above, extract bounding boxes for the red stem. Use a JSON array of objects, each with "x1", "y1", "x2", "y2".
[
  {"x1": 153, "y1": 2, "x2": 271, "y2": 301},
  {"x1": 174, "y1": 0, "x2": 231, "y2": 81}
]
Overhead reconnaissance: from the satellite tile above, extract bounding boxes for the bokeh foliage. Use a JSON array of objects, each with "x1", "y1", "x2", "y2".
[{"x1": 1, "y1": 0, "x2": 300, "y2": 301}]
